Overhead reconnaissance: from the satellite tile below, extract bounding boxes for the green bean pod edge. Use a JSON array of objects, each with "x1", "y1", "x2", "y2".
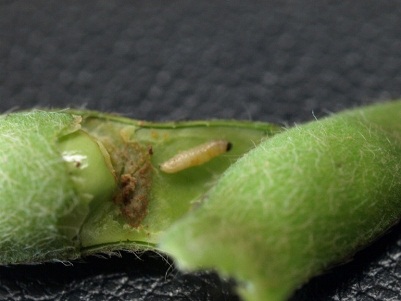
[{"x1": 159, "y1": 100, "x2": 401, "y2": 301}]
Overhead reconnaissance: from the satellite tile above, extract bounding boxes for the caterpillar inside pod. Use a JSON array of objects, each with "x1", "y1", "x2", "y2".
[
  {"x1": 0, "y1": 110, "x2": 278, "y2": 265},
  {"x1": 160, "y1": 140, "x2": 232, "y2": 173}
]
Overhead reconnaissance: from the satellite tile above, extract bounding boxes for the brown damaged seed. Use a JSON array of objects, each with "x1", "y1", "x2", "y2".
[
  {"x1": 87, "y1": 124, "x2": 153, "y2": 228},
  {"x1": 112, "y1": 145, "x2": 152, "y2": 227},
  {"x1": 114, "y1": 173, "x2": 149, "y2": 227}
]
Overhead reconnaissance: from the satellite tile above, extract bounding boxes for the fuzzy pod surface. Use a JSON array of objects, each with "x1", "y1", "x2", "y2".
[
  {"x1": 0, "y1": 112, "x2": 88, "y2": 262},
  {"x1": 160, "y1": 101, "x2": 401, "y2": 301}
]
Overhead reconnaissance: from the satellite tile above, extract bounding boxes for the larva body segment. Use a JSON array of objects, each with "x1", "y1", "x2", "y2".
[{"x1": 160, "y1": 140, "x2": 232, "y2": 173}]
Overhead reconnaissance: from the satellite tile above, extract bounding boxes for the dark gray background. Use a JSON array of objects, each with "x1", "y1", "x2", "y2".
[{"x1": 1, "y1": 1, "x2": 401, "y2": 300}]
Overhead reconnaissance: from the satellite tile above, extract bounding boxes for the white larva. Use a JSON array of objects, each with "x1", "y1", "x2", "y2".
[{"x1": 160, "y1": 140, "x2": 232, "y2": 173}]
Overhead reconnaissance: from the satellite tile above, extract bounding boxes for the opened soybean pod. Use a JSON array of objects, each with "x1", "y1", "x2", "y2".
[
  {"x1": 0, "y1": 110, "x2": 277, "y2": 263},
  {"x1": 1, "y1": 101, "x2": 401, "y2": 301}
]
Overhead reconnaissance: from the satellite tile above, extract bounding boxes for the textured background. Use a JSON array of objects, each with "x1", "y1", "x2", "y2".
[{"x1": 1, "y1": 1, "x2": 401, "y2": 300}]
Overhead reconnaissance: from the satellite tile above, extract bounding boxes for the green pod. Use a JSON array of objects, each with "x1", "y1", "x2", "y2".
[
  {"x1": 160, "y1": 101, "x2": 401, "y2": 301},
  {"x1": 0, "y1": 110, "x2": 278, "y2": 264}
]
